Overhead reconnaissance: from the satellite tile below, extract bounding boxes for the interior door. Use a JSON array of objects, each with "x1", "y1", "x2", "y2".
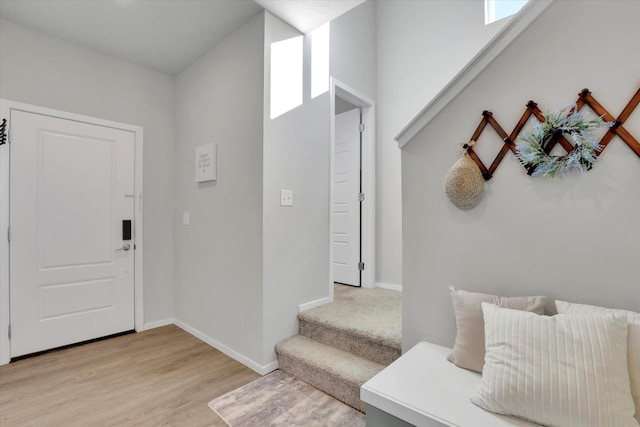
[
  {"x1": 333, "y1": 108, "x2": 361, "y2": 286},
  {"x1": 9, "y1": 110, "x2": 135, "y2": 357}
]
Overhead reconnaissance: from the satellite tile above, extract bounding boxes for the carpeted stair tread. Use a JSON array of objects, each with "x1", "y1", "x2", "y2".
[
  {"x1": 298, "y1": 319, "x2": 400, "y2": 365},
  {"x1": 275, "y1": 286, "x2": 402, "y2": 412},
  {"x1": 276, "y1": 335, "x2": 384, "y2": 386},
  {"x1": 276, "y1": 335, "x2": 385, "y2": 412},
  {"x1": 298, "y1": 287, "x2": 401, "y2": 351}
]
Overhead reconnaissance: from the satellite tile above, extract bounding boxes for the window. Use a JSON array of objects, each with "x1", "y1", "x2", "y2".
[
  {"x1": 485, "y1": 0, "x2": 528, "y2": 25},
  {"x1": 311, "y1": 23, "x2": 330, "y2": 99},
  {"x1": 270, "y1": 36, "x2": 303, "y2": 119}
]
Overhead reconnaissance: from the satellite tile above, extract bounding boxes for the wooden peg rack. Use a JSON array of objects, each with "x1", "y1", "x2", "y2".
[{"x1": 464, "y1": 88, "x2": 640, "y2": 180}]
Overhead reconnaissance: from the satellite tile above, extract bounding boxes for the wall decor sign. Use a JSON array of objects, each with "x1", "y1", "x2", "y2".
[{"x1": 195, "y1": 143, "x2": 216, "y2": 182}]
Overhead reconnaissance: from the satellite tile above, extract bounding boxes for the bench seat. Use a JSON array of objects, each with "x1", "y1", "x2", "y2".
[{"x1": 361, "y1": 341, "x2": 538, "y2": 427}]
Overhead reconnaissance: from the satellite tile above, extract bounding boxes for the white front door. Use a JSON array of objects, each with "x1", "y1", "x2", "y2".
[
  {"x1": 9, "y1": 110, "x2": 135, "y2": 357},
  {"x1": 333, "y1": 108, "x2": 361, "y2": 286}
]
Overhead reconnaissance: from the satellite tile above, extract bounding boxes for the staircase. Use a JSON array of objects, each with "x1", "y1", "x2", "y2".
[{"x1": 275, "y1": 285, "x2": 402, "y2": 412}]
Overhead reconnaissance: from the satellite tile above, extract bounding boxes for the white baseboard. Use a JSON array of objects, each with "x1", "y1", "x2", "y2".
[
  {"x1": 298, "y1": 296, "x2": 332, "y2": 313},
  {"x1": 142, "y1": 318, "x2": 175, "y2": 331},
  {"x1": 375, "y1": 282, "x2": 403, "y2": 292},
  {"x1": 261, "y1": 360, "x2": 279, "y2": 375},
  {"x1": 173, "y1": 319, "x2": 276, "y2": 375}
]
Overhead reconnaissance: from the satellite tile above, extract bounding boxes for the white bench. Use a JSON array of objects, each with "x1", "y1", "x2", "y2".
[{"x1": 361, "y1": 342, "x2": 538, "y2": 427}]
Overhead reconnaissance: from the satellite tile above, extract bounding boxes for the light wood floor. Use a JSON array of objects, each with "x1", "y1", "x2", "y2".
[{"x1": 0, "y1": 325, "x2": 260, "y2": 426}]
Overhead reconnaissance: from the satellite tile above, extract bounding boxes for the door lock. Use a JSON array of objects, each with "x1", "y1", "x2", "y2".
[{"x1": 122, "y1": 220, "x2": 132, "y2": 241}]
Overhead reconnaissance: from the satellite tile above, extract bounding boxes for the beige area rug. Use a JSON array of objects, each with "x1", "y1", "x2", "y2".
[{"x1": 209, "y1": 370, "x2": 365, "y2": 427}]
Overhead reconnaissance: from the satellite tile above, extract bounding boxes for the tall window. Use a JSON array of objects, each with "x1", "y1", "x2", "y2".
[
  {"x1": 270, "y1": 36, "x2": 303, "y2": 119},
  {"x1": 311, "y1": 23, "x2": 330, "y2": 99},
  {"x1": 485, "y1": 0, "x2": 528, "y2": 25}
]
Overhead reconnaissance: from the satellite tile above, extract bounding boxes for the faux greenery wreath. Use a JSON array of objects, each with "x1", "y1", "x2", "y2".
[{"x1": 516, "y1": 104, "x2": 612, "y2": 178}]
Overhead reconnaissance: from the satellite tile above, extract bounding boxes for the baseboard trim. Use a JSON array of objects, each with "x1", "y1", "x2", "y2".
[
  {"x1": 173, "y1": 319, "x2": 275, "y2": 375},
  {"x1": 375, "y1": 282, "x2": 403, "y2": 292},
  {"x1": 261, "y1": 360, "x2": 279, "y2": 375},
  {"x1": 142, "y1": 318, "x2": 175, "y2": 331},
  {"x1": 299, "y1": 296, "x2": 332, "y2": 313}
]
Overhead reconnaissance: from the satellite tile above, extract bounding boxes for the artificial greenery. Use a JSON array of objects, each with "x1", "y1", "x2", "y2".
[{"x1": 516, "y1": 104, "x2": 612, "y2": 178}]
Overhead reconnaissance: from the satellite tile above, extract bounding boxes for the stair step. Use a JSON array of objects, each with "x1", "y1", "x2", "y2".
[
  {"x1": 275, "y1": 335, "x2": 385, "y2": 412},
  {"x1": 298, "y1": 290, "x2": 402, "y2": 365},
  {"x1": 298, "y1": 316, "x2": 401, "y2": 365}
]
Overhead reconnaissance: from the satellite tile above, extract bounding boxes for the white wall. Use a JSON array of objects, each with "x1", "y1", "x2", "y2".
[
  {"x1": 261, "y1": 12, "x2": 331, "y2": 365},
  {"x1": 174, "y1": 14, "x2": 265, "y2": 367},
  {"x1": 401, "y1": 0, "x2": 640, "y2": 351},
  {"x1": 261, "y1": 4, "x2": 378, "y2": 366},
  {"x1": 0, "y1": 19, "x2": 175, "y2": 324},
  {"x1": 376, "y1": 1, "x2": 509, "y2": 287},
  {"x1": 330, "y1": 0, "x2": 377, "y2": 101}
]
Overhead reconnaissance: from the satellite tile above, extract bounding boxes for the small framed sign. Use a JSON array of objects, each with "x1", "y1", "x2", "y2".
[{"x1": 195, "y1": 143, "x2": 217, "y2": 182}]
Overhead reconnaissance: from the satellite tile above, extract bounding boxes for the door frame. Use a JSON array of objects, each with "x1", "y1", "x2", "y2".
[
  {"x1": 329, "y1": 78, "x2": 375, "y2": 301},
  {"x1": 0, "y1": 99, "x2": 144, "y2": 365}
]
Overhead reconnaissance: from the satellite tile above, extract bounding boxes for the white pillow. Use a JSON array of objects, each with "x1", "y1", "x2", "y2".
[
  {"x1": 556, "y1": 300, "x2": 640, "y2": 423},
  {"x1": 471, "y1": 303, "x2": 638, "y2": 427}
]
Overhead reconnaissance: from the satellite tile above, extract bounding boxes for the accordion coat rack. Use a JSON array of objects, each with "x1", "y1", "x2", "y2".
[{"x1": 463, "y1": 88, "x2": 640, "y2": 180}]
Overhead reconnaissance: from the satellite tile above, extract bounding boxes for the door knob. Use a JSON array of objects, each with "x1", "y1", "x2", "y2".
[{"x1": 116, "y1": 243, "x2": 131, "y2": 251}]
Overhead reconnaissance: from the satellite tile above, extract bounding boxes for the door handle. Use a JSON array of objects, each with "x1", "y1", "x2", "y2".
[{"x1": 116, "y1": 243, "x2": 131, "y2": 251}]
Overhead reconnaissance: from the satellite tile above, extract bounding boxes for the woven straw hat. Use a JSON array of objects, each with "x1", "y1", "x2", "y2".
[{"x1": 444, "y1": 155, "x2": 484, "y2": 210}]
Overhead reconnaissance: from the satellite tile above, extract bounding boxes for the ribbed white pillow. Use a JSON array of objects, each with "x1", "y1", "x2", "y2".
[
  {"x1": 556, "y1": 300, "x2": 640, "y2": 423},
  {"x1": 471, "y1": 303, "x2": 639, "y2": 427}
]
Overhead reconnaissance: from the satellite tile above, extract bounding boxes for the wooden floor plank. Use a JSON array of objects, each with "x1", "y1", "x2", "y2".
[{"x1": 0, "y1": 325, "x2": 260, "y2": 427}]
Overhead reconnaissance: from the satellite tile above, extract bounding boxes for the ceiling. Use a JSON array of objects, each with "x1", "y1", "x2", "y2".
[
  {"x1": 0, "y1": 0, "x2": 364, "y2": 76},
  {"x1": 255, "y1": 0, "x2": 365, "y2": 33}
]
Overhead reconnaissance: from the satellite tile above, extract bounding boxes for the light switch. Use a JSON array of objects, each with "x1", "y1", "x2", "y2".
[
  {"x1": 183, "y1": 212, "x2": 190, "y2": 225},
  {"x1": 280, "y1": 189, "x2": 293, "y2": 206}
]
